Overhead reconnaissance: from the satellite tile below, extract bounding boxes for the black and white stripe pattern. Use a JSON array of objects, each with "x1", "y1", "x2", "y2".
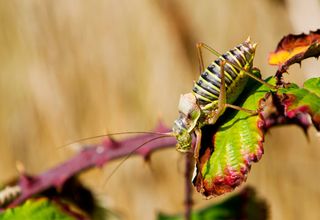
[{"x1": 192, "y1": 41, "x2": 256, "y2": 106}]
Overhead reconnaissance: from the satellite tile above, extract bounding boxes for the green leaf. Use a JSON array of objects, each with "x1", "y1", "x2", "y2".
[
  {"x1": 157, "y1": 187, "x2": 268, "y2": 220},
  {"x1": 304, "y1": 77, "x2": 320, "y2": 96},
  {"x1": 0, "y1": 198, "x2": 86, "y2": 220},
  {"x1": 193, "y1": 77, "x2": 275, "y2": 197},
  {"x1": 193, "y1": 76, "x2": 320, "y2": 197},
  {"x1": 278, "y1": 77, "x2": 320, "y2": 130}
]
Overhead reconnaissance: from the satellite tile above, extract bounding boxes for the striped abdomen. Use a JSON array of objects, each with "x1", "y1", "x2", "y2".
[{"x1": 193, "y1": 41, "x2": 256, "y2": 107}]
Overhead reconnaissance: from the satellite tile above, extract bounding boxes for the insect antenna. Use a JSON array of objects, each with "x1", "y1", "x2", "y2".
[
  {"x1": 101, "y1": 134, "x2": 173, "y2": 187},
  {"x1": 58, "y1": 131, "x2": 172, "y2": 150}
]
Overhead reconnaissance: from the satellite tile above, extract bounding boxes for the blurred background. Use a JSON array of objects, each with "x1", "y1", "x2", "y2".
[{"x1": 1, "y1": 0, "x2": 320, "y2": 219}]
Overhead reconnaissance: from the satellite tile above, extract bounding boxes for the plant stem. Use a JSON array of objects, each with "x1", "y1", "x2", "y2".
[
  {"x1": 184, "y1": 152, "x2": 193, "y2": 220},
  {"x1": 6, "y1": 124, "x2": 176, "y2": 207}
]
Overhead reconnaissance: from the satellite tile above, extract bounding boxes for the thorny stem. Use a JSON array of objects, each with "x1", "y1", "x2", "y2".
[
  {"x1": 184, "y1": 152, "x2": 194, "y2": 220},
  {"x1": 4, "y1": 123, "x2": 178, "y2": 208}
]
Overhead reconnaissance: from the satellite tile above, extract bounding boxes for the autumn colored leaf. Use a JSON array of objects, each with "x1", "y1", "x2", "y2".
[
  {"x1": 261, "y1": 77, "x2": 320, "y2": 131},
  {"x1": 193, "y1": 76, "x2": 320, "y2": 197},
  {"x1": 268, "y1": 30, "x2": 320, "y2": 78},
  {"x1": 192, "y1": 75, "x2": 274, "y2": 197}
]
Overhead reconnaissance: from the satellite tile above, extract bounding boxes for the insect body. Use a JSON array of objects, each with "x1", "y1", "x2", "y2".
[{"x1": 172, "y1": 38, "x2": 258, "y2": 158}]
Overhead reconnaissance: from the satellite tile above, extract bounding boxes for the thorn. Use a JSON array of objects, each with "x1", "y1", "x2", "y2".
[
  {"x1": 303, "y1": 127, "x2": 310, "y2": 142},
  {"x1": 155, "y1": 119, "x2": 167, "y2": 133},
  {"x1": 143, "y1": 153, "x2": 151, "y2": 163},
  {"x1": 19, "y1": 173, "x2": 37, "y2": 187},
  {"x1": 102, "y1": 137, "x2": 119, "y2": 149},
  {"x1": 15, "y1": 161, "x2": 25, "y2": 175},
  {"x1": 55, "y1": 177, "x2": 68, "y2": 192},
  {"x1": 110, "y1": 136, "x2": 118, "y2": 144}
]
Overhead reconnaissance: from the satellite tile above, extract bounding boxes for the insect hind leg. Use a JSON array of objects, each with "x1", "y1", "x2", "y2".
[
  {"x1": 196, "y1": 41, "x2": 277, "y2": 90},
  {"x1": 219, "y1": 61, "x2": 259, "y2": 116},
  {"x1": 206, "y1": 60, "x2": 228, "y2": 124},
  {"x1": 196, "y1": 42, "x2": 224, "y2": 74},
  {"x1": 206, "y1": 60, "x2": 258, "y2": 125}
]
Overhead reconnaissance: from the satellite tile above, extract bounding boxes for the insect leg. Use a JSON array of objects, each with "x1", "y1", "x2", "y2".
[
  {"x1": 218, "y1": 60, "x2": 227, "y2": 111},
  {"x1": 206, "y1": 60, "x2": 228, "y2": 124},
  {"x1": 220, "y1": 56, "x2": 258, "y2": 115},
  {"x1": 193, "y1": 128, "x2": 202, "y2": 161},
  {"x1": 207, "y1": 61, "x2": 257, "y2": 122},
  {"x1": 58, "y1": 131, "x2": 172, "y2": 149},
  {"x1": 196, "y1": 42, "x2": 277, "y2": 90},
  {"x1": 196, "y1": 43, "x2": 205, "y2": 73},
  {"x1": 225, "y1": 103, "x2": 258, "y2": 114},
  {"x1": 192, "y1": 61, "x2": 228, "y2": 159}
]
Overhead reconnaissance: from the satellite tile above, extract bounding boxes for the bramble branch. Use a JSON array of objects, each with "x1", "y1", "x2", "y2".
[{"x1": 7, "y1": 122, "x2": 176, "y2": 207}]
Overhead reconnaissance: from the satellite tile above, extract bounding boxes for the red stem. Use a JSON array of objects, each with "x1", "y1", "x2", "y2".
[
  {"x1": 184, "y1": 152, "x2": 194, "y2": 220},
  {"x1": 8, "y1": 123, "x2": 176, "y2": 207}
]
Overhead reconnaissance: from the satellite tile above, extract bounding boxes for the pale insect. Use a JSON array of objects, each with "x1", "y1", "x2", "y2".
[{"x1": 172, "y1": 37, "x2": 275, "y2": 160}]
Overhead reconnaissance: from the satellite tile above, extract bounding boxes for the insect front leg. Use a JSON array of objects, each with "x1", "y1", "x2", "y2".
[{"x1": 193, "y1": 128, "x2": 202, "y2": 161}]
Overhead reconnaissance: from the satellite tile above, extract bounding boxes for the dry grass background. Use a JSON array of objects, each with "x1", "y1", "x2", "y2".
[{"x1": 0, "y1": 0, "x2": 320, "y2": 219}]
